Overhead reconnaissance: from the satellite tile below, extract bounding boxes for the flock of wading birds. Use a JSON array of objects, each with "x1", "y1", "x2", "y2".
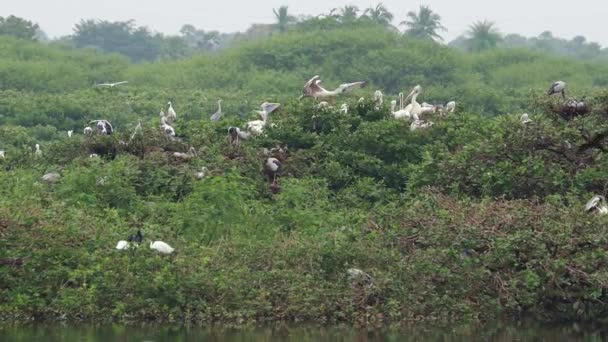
[{"x1": 0, "y1": 77, "x2": 605, "y2": 260}]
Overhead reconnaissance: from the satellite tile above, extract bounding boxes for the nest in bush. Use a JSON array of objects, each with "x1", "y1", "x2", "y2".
[{"x1": 552, "y1": 98, "x2": 591, "y2": 120}]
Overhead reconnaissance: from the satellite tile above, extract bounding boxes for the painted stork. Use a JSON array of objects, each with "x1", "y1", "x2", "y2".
[
  {"x1": 547, "y1": 81, "x2": 567, "y2": 98},
  {"x1": 264, "y1": 157, "x2": 282, "y2": 185}
]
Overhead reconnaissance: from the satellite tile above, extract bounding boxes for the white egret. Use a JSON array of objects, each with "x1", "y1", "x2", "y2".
[
  {"x1": 34, "y1": 144, "x2": 42, "y2": 158},
  {"x1": 264, "y1": 157, "x2": 282, "y2": 185},
  {"x1": 116, "y1": 240, "x2": 130, "y2": 250},
  {"x1": 84, "y1": 126, "x2": 93, "y2": 135},
  {"x1": 210, "y1": 99, "x2": 223, "y2": 121},
  {"x1": 340, "y1": 103, "x2": 349, "y2": 114},
  {"x1": 67, "y1": 130, "x2": 73, "y2": 137},
  {"x1": 91, "y1": 120, "x2": 113, "y2": 135},
  {"x1": 95, "y1": 81, "x2": 128, "y2": 88},
  {"x1": 585, "y1": 195, "x2": 608, "y2": 215},
  {"x1": 167, "y1": 102, "x2": 177, "y2": 123},
  {"x1": 150, "y1": 241, "x2": 174, "y2": 254},
  {"x1": 42, "y1": 172, "x2": 60, "y2": 183},
  {"x1": 173, "y1": 147, "x2": 197, "y2": 160},
  {"x1": 520, "y1": 113, "x2": 533, "y2": 124},
  {"x1": 300, "y1": 75, "x2": 365, "y2": 100},
  {"x1": 547, "y1": 81, "x2": 566, "y2": 98}
]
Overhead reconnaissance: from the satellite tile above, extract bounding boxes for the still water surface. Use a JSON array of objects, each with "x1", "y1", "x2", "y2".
[{"x1": 1, "y1": 322, "x2": 607, "y2": 341}]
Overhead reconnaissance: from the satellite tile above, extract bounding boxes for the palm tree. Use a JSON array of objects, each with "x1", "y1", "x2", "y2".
[
  {"x1": 340, "y1": 5, "x2": 360, "y2": 23},
  {"x1": 273, "y1": 6, "x2": 296, "y2": 33},
  {"x1": 467, "y1": 20, "x2": 502, "y2": 52},
  {"x1": 400, "y1": 5, "x2": 446, "y2": 42},
  {"x1": 362, "y1": 3, "x2": 394, "y2": 27}
]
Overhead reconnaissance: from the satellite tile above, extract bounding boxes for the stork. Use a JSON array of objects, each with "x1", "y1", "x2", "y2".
[
  {"x1": 84, "y1": 126, "x2": 93, "y2": 135},
  {"x1": 264, "y1": 157, "x2": 282, "y2": 186},
  {"x1": 228, "y1": 126, "x2": 251, "y2": 146},
  {"x1": 91, "y1": 120, "x2": 113, "y2": 135},
  {"x1": 520, "y1": 113, "x2": 533, "y2": 125},
  {"x1": 116, "y1": 240, "x2": 130, "y2": 250},
  {"x1": 547, "y1": 81, "x2": 567, "y2": 98},
  {"x1": 161, "y1": 116, "x2": 176, "y2": 139},
  {"x1": 300, "y1": 75, "x2": 365, "y2": 100}
]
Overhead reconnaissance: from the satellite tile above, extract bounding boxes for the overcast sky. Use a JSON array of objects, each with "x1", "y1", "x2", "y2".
[{"x1": 4, "y1": 0, "x2": 608, "y2": 45}]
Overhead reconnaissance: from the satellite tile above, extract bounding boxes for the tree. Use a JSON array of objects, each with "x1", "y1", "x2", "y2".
[
  {"x1": 362, "y1": 3, "x2": 394, "y2": 27},
  {"x1": 273, "y1": 6, "x2": 296, "y2": 33},
  {"x1": 0, "y1": 15, "x2": 39, "y2": 41},
  {"x1": 339, "y1": 5, "x2": 360, "y2": 23},
  {"x1": 467, "y1": 20, "x2": 502, "y2": 52},
  {"x1": 400, "y1": 5, "x2": 446, "y2": 41}
]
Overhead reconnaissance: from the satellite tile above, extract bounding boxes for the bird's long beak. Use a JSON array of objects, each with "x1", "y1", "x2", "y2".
[{"x1": 404, "y1": 89, "x2": 416, "y2": 102}]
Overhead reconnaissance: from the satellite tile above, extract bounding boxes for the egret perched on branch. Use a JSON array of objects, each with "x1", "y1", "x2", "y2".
[
  {"x1": 95, "y1": 81, "x2": 128, "y2": 88},
  {"x1": 67, "y1": 130, "x2": 73, "y2": 138},
  {"x1": 42, "y1": 172, "x2": 60, "y2": 183},
  {"x1": 547, "y1": 81, "x2": 567, "y2": 98},
  {"x1": 585, "y1": 195, "x2": 608, "y2": 215},
  {"x1": 34, "y1": 144, "x2": 42, "y2": 158},
  {"x1": 84, "y1": 126, "x2": 93, "y2": 135},
  {"x1": 520, "y1": 113, "x2": 533, "y2": 125},
  {"x1": 299, "y1": 75, "x2": 365, "y2": 100},
  {"x1": 264, "y1": 157, "x2": 282, "y2": 186},
  {"x1": 150, "y1": 241, "x2": 174, "y2": 254},
  {"x1": 91, "y1": 120, "x2": 113, "y2": 135},
  {"x1": 210, "y1": 100, "x2": 223, "y2": 121},
  {"x1": 167, "y1": 102, "x2": 177, "y2": 123}
]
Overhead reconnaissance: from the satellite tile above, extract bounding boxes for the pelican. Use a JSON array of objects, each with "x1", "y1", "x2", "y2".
[
  {"x1": 410, "y1": 119, "x2": 434, "y2": 132},
  {"x1": 116, "y1": 240, "x2": 130, "y2": 250},
  {"x1": 0, "y1": 150, "x2": 4, "y2": 159},
  {"x1": 547, "y1": 81, "x2": 566, "y2": 98},
  {"x1": 150, "y1": 241, "x2": 174, "y2": 254},
  {"x1": 445, "y1": 101, "x2": 456, "y2": 113},
  {"x1": 95, "y1": 81, "x2": 128, "y2": 88},
  {"x1": 300, "y1": 75, "x2": 365, "y2": 100},
  {"x1": 374, "y1": 90, "x2": 384, "y2": 107},
  {"x1": 390, "y1": 100, "x2": 411, "y2": 120},
  {"x1": 67, "y1": 130, "x2": 73, "y2": 137},
  {"x1": 264, "y1": 157, "x2": 282, "y2": 185},
  {"x1": 91, "y1": 120, "x2": 113, "y2": 135},
  {"x1": 42, "y1": 172, "x2": 60, "y2": 183},
  {"x1": 404, "y1": 85, "x2": 423, "y2": 118},
  {"x1": 520, "y1": 113, "x2": 533, "y2": 124},
  {"x1": 210, "y1": 100, "x2": 223, "y2": 121},
  {"x1": 228, "y1": 127, "x2": 251, "y2": 146},
  {"x1": 167, "y1": 102, "x2": 177, "y2": 123},
  {"x1": 195, "y1": 166, "x2": 209, "y2": 180},
  {"x1": 34, "y1": 144, "x2": 42, "y2": 158},
  {"x1": 84, "y1": 126, "x2": 93, "y2": 135},
  {"x1": 245, "y1": 102, "x2": 280, "y2": 136},
  {"x1": 173, "y1": 147, "x2": 197, "y2": 160},
  {"x1": 340, "y1": 103, "x2": 349, "y2": 114},
  {"x1": 585, "y1": 195, "x2": 608, "y2": 215}
]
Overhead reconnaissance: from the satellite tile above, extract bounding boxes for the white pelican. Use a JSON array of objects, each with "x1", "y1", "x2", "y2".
[
  {"x1": 195, "y1": 166, "x2": 209, "y2": 180},
  {"x1": 264, "y1": 157, "x2": 282, "y2": 185},
  {"x1": 34, "y1": 144, "x2": 42, "y2": 158},
  {"x1": 228, "y1": 127, "x2": 251, "y2": 146},
  {"x1": 445, "y1": 101, "x2": 456, "y2": 113},
  {"x1": 95, "y1": 81, "x2": 128, "y2": 88},
  {"x1": 150, "y1": 241, "x2": 174, "y2": 254},
  {"x1": 245, "y1": 102, "x2": 280, "y2": 136},
  {"x1": 300, "y1": 75, "x2": 365, "y2": 100},
  {"x1": 167, "y1": 102, "x2": 177, "y2": 123},
  {"x1": 410, "y1": 119, "x2": 434, "y2": 132},
  {"x1": 173, "y1": 147, "x2": 197, "y2": 160},
  {"x1": 67, "y1": 130, "x2": 73, "y2": 137},
  {"x1": 585, "y1": 195, "x2": 608, "y2": 215},
  {"x1": 373, "y1": 90, "x2": 383, "y2": 107},
  {"x1": 404, "y1": 85, "x2": 423, "y2": 118},
  {"x1": 116, "y1": 240, "x2": 130, "y2": 250},
  {"x1": 520, "y1": 113, "x2": 533, "y2": 124},
  {"x1": 210, "y1": 100, "x2": 223, "y2": 121},
  {"x1": 91, "y1": 120, "x2": 113, "y2": 135},
  {"x1": 42, "y1": 172, "x2": 60, "y2": 183},
  {"x1": 340, "y1": 103, "x2": 349, "y2": 114},
  {"x1": 390, "y1": 100, "x2": 411, "y2": 120},
  {"x1": 547, "y1": 81, "x2": 566, "y2": 98},
  {"x1": 84, "y1": 126, "x2": 93, "y2": 135},
  {"x1": 0, "y1": 150, "x2": 4, "y2": 159}
]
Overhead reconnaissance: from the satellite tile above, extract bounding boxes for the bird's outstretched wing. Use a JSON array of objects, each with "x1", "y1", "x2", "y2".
[
  {"x1": 337, "y1": 81, "x2": 365, "y2": 94},
  {"x1": 261, "y1": 102, "x2": 281, "y2": 114},
  {"x1": 301, "y1": 75, "x2": 322, "y2": 97},
  {"x1": 94, "y1": 83, "x2": 112, "y2": 87},
  {"x1": 112, "y1": 81, "x2": 128, "y2": 86}
]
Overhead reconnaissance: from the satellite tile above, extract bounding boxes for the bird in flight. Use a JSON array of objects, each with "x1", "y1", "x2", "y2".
[{"x1": 94, "y1": 81, "x2": 128, "y2": 88}]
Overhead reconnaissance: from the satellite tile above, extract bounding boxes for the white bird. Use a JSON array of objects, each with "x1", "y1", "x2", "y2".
[
  {"x1": 410, "y1": 119, "x2": 434, "y2": 132},
  {"x1": 547, "y1": 81, "x2": 567, "y2": 98},
  {"x1": 264, "y1": 157, "x2": 282, "y2": 185},
  {"x1": 167, "y1": 102, "x2": 177, "y2": 123},
  {"x1": 585, "y1": 195, "x2": 608, "y2": 215},
  {"x1": 91, "y1": 120, "x2": 113, "y2": 135},
  {"x1": 373, "y1": 90, "x2": 384, "y2": 107},
  {"x1": 300, "y1": 75, "x2": 365, "y2": 100},
  {"x1": 150, "y1": 241, "x2": 174, "y2": 254},
  {"x1": 161, "y1": 116, "x2": 176, "y2": 139},
  {"x1": 173, "y1": 147, "x2": 197, "y2": 160},
  {"x1": 340, "y1": 103, "x2": 349, "y2": 114},
  {"x1": 244, "y1": 102, "x2": 280, "y2": 136},
  {"x1": 195, "y1": 166, "x2": 209, "y2": 180},
  {"x1": 445, "y1": 101, "x2": 456, "y2": 113},
  {"x1": 34, "y1": 144, "x2": 42, "y2": 158},
  {"x1": 116, "y1": 240, "x2": 130, "y2": 250},
  {"x1": 210, "y1": 99, "x2": 223, "y2": 121},
  {"x1": 0, "y1": 150, "x2": 5, "y2": 159},
  {"x1": 404, "y1": 85, "x2": 423, "y2": 119},
  {"x1": 520, "y1": 113, "x2": 533, "y2": 124},
  {"x1": 90, "y1": 154, "x2": 99, "y2": 159},
  {"x1": 42, "y1": 172, "x2": 60, "y2": 183},
  {"x1": 159, "y1": 108, "x2": 166, "y2": 119},
  {"x1": 316, "y1": 101, "x2": 330, "y2": 109},
  {"x1": 390, "y1": 100, "x2": 411, "y2": 120},
  {"x1": 228, "y1": 126, "x2": 251, "y2": 146},
  {"x1": 67, "y1": 130, "x2": 73, "y2": 137},
  {"x1": 95, "y1": 81, "x2": 128, "y2": 88},
  {"x1": 83, "y1": 126, "x2": 93, "y2": 135}
]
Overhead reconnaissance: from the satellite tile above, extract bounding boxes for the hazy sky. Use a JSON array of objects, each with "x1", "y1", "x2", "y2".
[{"x1": 4, "y1": 0, "x2": 608, "y2": 45}]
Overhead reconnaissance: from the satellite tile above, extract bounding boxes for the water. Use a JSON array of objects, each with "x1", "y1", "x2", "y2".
[{"x1": 0, "y1": 322, "x2": 606, "y2": 341}]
